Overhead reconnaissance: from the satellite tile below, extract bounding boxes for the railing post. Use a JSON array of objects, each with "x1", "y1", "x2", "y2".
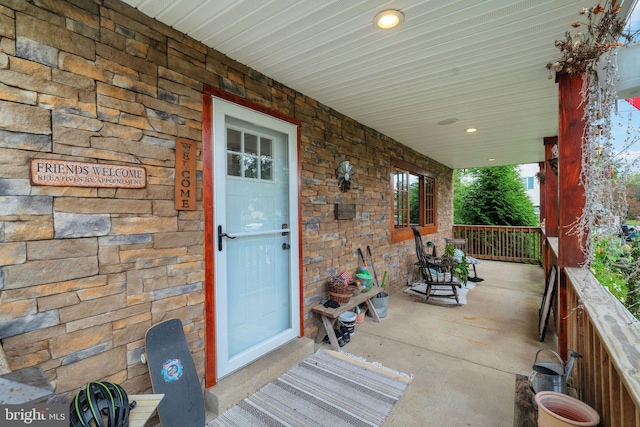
[{"x1": 556, "y1": 72, "x2": 586, "y2": 361}]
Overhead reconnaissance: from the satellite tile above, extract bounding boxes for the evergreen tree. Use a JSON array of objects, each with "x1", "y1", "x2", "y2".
[
  {"x1": 453, "y1": 169, "x2": 471, "y2": 224},
  {"x1": 455, "y1": 165, "x2": 538, "y2": 226}
]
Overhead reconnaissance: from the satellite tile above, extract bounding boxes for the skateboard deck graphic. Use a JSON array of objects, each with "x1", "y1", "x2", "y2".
[{"x1": 145, "y1": 319, "x2": 205, "y2": 427}]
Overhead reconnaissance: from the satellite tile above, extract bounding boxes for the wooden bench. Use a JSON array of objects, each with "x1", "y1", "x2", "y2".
[
  {"x1": 129, "y1": 394, "x2": 164, "y2": 427},
  {"x1": 312, "y1": 286, "x2": 385, "y2": 351}
]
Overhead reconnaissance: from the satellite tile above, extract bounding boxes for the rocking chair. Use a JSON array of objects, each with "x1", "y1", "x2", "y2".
[{"x1": 411, "y1": 227, "x2": 460, "y2": 304}]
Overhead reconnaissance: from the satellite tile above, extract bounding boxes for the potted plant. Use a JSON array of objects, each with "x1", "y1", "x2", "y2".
[
  {"x1": 444, "y1": 243, "x2": 469, "y2": 284},
  {"x1": 546, "y1": 3, "x2": 636, "y2": 78}
]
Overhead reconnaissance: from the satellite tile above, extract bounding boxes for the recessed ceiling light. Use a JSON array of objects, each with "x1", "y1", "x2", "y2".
[
  {"x1": 488, "y1": 158, "x2": 496, "y2": 162},
  {"x1": 465, "y1": 128, "x2": 477, "y2": 133},
  {"x1": 374, "y1": 10, "x2": 404, "y2": 29},
  {"x1": 438, "y1": 118, "x2": 458, "y2": 125}
]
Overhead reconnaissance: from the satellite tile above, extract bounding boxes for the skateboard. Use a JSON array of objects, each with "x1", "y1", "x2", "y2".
[{"x1": 144, "y1": 319, "x2": 205, "y2": 427}]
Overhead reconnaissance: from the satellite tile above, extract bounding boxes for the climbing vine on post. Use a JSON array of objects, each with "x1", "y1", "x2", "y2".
[{"x1": 547, "y1": 2, "x2": 640, "y2": 318}]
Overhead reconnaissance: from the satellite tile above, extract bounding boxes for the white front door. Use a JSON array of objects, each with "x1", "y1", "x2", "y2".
[{"x1": 212, "y1": 98, "x2": 300, "y2": 379}]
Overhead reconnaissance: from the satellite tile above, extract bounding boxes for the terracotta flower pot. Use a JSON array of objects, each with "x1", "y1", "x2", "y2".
[{"x1": 535, "y1": 391, "x2": 600, "y2": 427}]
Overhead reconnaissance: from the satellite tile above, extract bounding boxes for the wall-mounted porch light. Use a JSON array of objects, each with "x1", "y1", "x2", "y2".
[{"x1": 374, "y1": 10, "x2": 404, "y2": 29}]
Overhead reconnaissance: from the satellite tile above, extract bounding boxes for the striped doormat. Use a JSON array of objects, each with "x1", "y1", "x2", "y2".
[{"x1": 208, "y1": 349, "x2": 413, "y2": 427}]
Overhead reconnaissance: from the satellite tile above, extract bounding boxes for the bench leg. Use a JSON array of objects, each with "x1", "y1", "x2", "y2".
[
  {"x1": 365, "y1": 298, "x2": 381, "y2": 323},
  {"x1": 314, "y1": 328, "x2": 326, "y2": 344},
  {"x1": 319, "y1": 316, "x2": 341, "y2": 351}
]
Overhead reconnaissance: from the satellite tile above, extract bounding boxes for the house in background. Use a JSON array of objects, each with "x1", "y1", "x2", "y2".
[{"x1": 519, "y1": 163, "x2": 541, "y2": 215}]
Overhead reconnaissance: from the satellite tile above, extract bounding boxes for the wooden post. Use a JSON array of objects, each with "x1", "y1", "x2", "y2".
[
  {"x1": 556, "y1": 73, "x2": 586, "y2": 361},
  {"x1": 538, "y1": 159, "x2": 547, "y2": 275},
  {"x1": 542, "y1": 137, "x2": 559, "y2": 287},
  {"x1": 543, "y1": 136, "x2": 558, "y2": 238}
]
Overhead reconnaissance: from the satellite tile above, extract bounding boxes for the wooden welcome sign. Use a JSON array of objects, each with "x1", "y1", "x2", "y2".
[
  {"x1": 30, "y1": 159, "x2": 146, "y2": 188},
  {"x1": 175, "y1": 138, "x2": 196, "y2": 211}
]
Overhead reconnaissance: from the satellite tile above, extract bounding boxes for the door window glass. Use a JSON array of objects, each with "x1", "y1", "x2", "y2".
[{"x1": 226, "y1": 126, "x2": 273, "y2": 181}]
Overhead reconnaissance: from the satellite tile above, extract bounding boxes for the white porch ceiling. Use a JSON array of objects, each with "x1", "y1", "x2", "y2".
[{"x1": 121, "y1": 0, "x2": 638, "y2": 170}]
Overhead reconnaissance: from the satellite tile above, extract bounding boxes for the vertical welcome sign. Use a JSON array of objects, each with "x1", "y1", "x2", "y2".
[{"x1": 175, "y1": 138, "x2": 197, "y2": 211}]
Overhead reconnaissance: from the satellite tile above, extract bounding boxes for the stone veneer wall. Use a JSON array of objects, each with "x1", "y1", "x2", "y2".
[{"x1": 0, "y1": 0, "x2": 453, "y2": 400}]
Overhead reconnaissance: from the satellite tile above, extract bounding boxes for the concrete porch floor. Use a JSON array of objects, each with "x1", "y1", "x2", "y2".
[
  {"x1": 204, "y1": 260, "x2": 559, "y2": 426},
  {"x1": 327, "y1": 260, "x2": 559, "y2": 427}
]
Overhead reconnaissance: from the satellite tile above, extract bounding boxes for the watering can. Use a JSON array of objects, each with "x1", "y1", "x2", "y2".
[{"x1": 529, "y1": 349, "x2": 582, "y2": 398}]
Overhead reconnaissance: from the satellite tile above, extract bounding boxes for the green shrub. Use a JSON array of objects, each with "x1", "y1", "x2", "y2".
[{"x1": 590, "y1": 235, "x2": 639, "y2": 320}]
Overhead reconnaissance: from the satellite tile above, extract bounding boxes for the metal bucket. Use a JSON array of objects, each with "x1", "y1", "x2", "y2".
[{"x1": 372, "y1": 292, "x2": 388, "y2": 318}]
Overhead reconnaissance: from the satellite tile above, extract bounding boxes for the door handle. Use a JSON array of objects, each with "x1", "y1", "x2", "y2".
[
  {"x1": 218, "y1": 225, "x2": 236, "y2": 251},
  {"x1": 282, "y1": 243, "x2": 290, "y2": 250}
]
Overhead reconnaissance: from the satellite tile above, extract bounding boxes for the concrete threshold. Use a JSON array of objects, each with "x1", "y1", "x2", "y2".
[{"x1": 204, "y1": 336, "x2": 314, "y2": 422}]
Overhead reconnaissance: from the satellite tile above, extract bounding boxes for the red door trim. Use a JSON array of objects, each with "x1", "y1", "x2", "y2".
[
  {"x1": 202, "y1": 85, "x2": 303, "y2": 388},
  {"x1": 202, "y1": 92, "x2": 216, "y2": 387}
]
